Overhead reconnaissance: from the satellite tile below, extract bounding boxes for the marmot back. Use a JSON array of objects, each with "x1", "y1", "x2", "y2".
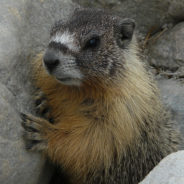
[{"x1": 21, "y1": 8, "x2": 180, "y2": 184}]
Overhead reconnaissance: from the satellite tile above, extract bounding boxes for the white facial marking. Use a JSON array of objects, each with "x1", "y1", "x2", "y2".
[
  {"x1": 48, "y1": 31, "x2": 82, "y2": 86},
  {"x1": 51, "y1": 31, "x2": 79, "y2": 52}
]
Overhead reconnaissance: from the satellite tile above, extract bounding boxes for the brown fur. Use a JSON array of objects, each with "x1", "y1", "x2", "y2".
[
  {"x1": 29, "y1": 49, "x2": 179, "y2": 183},
  {"x1": 20, "y1": 8, "x2": 179, "y2": 184}
]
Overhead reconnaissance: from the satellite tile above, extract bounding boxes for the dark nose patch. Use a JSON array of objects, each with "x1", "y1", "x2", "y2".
[
  {"x1": 43, "y1": 49, "x2": 60, "y2": 72},
  {"x1": 49, "y1": 41, "x2": 68, "y2": 54}
]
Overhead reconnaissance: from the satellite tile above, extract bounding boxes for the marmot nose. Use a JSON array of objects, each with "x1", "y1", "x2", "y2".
[{"x1": 43, "y1": 50, "x2": 60, "y2": 72}]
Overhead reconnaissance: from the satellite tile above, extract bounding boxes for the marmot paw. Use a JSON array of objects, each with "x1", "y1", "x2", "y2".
[
  {"x1": 34, "y1": 90, "x2": 54, "y2": 123},
  {"x1": 20, "y1": 113, "x2": 48, "y2": 151}
]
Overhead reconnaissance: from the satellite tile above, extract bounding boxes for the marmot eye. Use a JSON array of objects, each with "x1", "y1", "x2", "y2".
[{"x1": 84, "y1": 37, "x2": 100, "y2": 49}]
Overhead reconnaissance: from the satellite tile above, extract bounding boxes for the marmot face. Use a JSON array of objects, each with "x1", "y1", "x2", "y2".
[{"x1": 43, "y1": 9, "x2": 135, "y2": 86}]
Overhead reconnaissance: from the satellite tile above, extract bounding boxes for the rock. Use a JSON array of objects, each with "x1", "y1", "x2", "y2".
[
  {"x1": 74, "y1": 0, "x2": 184, "y2": 35},
  {"x1": 0, "y1": 83, "x2": 46, "y2": 184},
  {"x1": 157, "y1": 78, "x2": 184, "y2": 149},
  {"x1": 140, "y1": 151, "x2": 184, "y2": 184},
  {"x1": 0, "y1": 0, "x2": 77, "y2": 184},
  {"x1": 168, "y1": 0, "x2": 184, "y2": 20},
  {"x1": 147, "y1": 22, "x2": 184, "y2": 72}
]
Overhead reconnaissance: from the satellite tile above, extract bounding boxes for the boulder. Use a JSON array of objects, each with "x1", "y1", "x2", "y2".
[
  {"x1": 147, "y1": 22, "x2": 184, "y2": 72},
  {"x1": 0, "y1": 0, "x2": 76, "y2": 184},
  {"x1": 140, "y1": 151, "x2": 184, "y2": 184},
  {"x1": 157, "y1": 78, "x2": 184, "y2": 149},
  {"x1": 0, "y1": 83, "x2": 46, "y2": 184}
]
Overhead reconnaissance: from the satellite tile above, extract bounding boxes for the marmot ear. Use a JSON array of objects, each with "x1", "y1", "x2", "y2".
[{"x1": 115, "y1": 18, "x2": 135, "y2": 48}]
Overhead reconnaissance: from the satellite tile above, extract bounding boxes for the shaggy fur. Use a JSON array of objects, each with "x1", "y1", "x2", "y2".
[{"x1": 21, "y1": 8, "x2": 180, "y2": 184}]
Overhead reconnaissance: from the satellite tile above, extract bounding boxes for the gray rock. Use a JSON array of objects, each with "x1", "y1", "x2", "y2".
[
  {"x1": 140, "y1": 151, "x2": 184, "y2": 184},
  {"x1": 147, "y1": 22, "x2": 184, "y2": 72},
  {"x1": 168, "y1": 0, "x2": 184, "y2": 20},
  {"x1": 157, "y1": 78, "x2": 184, "y2": 148},
  {"x1": 73, "y1": 0, "x2": 184, "y2": 35},
  {"x1": 0, "y1": 83, "x2": 46, "y2": 184},
  {"x1": 0, "y1": 0, "x2": 77, "y2": 183}
]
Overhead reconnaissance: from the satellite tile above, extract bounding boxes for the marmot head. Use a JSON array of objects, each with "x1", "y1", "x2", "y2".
[{"x1": 43, "y1": 8, "x2": 135, "y2": 86}]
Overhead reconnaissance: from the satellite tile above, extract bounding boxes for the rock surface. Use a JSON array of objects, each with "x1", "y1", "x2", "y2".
[
  {"x1": 157, "y1": 78, "x2": 184, "y2": 149},
  {"x1": 147, "y1": 22, "x2": 184, "y2": 72},
  {"x1": 0, "y1": 0, "x2": 76, "y2": 184},
  {"x1": 0, "y1": 83, "x2": 46, "y2": 184},
  {"x1": 140, "y1": 151, "x2": 184, "y2": 184}
]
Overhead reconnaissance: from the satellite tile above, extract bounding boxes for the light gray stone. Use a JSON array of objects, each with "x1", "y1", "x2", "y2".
[
  {"x1": 147, "y1": 22, "x2": 184, "y2": 72},
  {"x1": 0, "y1": 84, "x2": 46, "y2": 184},
  {"x1": 157, "y1": 78, "x2": 184, "y2": 148},
  {"x1": 140, "y1": 151, "x2": 184, "y2": 184},
  {"x1": 0, "y1": 0, "x2": 77, "y2": 184}
]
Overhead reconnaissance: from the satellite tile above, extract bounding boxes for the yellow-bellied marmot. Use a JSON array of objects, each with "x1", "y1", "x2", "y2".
[{"x1": 21, "y1": 8, "x2": 180, "y2": 184}]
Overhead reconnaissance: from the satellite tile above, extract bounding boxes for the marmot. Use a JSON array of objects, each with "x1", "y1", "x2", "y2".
[{"x1": 21, "y1": 8, "x2": 180, "y2": 184}]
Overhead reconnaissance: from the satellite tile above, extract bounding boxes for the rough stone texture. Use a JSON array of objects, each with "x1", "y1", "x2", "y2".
[
  {"x1": 168, "y1": 0, "x2": 184, "y2": 20},
  {"x1": 0, "y1": 0, "x2": 76, "y2": 184},
  {"x1": 157, "y1": 78, "x2": 184, "y2": 149},
  {"x1": 140, "y1": 151, "x2": 184, "y2": 184},
  {"x1": 73, "y1": 0, "x2": 184, "y2": 35},
  {"x1": 0, "y1": 83, "x2": 46, "y2": 184},
  {"x1": 147, "y1": 22, "x2": 184, "y2": 72}
]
